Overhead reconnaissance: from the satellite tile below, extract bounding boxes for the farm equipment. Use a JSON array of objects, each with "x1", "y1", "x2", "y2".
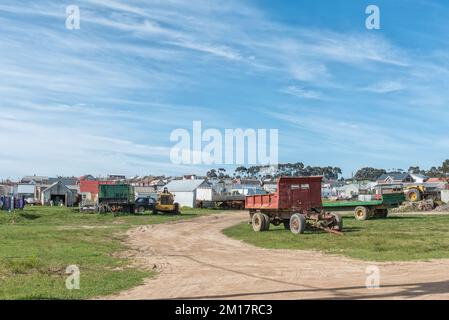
[
  {"x1": 322, "y1": 192, "x2": 405, "y2": 221},
  {"x1": 403, "y1": 184, "x2": 441, "y2": 202},
  {"x1": 97, "y1": 184, "x2": 135, "y2": 214},
  {"x1": 152, "y1": 188, "x2": 180, "y2": 215},
  {"x1": 245, "y1": 177, "x2": 342, "y2": 235}
]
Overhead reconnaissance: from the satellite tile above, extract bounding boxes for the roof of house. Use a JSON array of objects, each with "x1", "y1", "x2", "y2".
[
  {"x1": 165, "y1": 179, "x2": 208, "y2": 192},
  {"x1": 377, "y1": 173, "x2": 410, "y2": 181},
  {"x1": 427, "y1": 177, "x2": 449, "y2": 183},
  {"x1": 48, "y1": 177, "x2": 78, "y2": 186},
  {"x1": 43, "y1": 181, "x2": 74, "y2": 193}
]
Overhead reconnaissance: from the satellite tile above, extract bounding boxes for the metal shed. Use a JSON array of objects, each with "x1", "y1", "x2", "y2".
[
  {"x1": 165, "y1": 179, "x2": 209, "y2": 208},
  {"x1": 42, "y1": 181, "x2": 76, "y2": 206}
]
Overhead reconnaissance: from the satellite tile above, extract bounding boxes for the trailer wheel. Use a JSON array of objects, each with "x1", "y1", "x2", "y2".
[
  {"x1": 331, "y1": 213, "x2": 343, "y2": 231},
  {"x1": 290, "y1": 214, "x2": 306, "y2": 235},
  {"x1": 262, "y1": 214, "x2": 270, "y2": 231},
  {"x1": 354, "y1": 206, "x2": 370, "y2": 221},
  {"x1": 406, "y1": 189, "x2": 421, "y2": 202},
  {"x1": 252, "y1": 213, "x2": 266, "y2": 232}
]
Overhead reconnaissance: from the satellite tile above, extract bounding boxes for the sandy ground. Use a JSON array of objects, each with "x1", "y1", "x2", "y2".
[{"x1": 104, "y1": 211, "x2": 449, "y2": 300}]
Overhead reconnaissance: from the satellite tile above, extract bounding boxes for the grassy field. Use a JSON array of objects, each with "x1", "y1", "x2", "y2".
[
  {"x1": 223, "y1": 214, "x2": 449, "y2": 262},
  {"x1": 0, "y1": 206, "x2": 216, "y2": 299}
]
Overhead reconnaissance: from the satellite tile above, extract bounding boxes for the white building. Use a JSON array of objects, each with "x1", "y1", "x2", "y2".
[
  {"x1": 14, "y1": 183, "x2": 36, "y2": 199},
  {"x1": 164, "y1": 179, "x2": 211, "y2": 208}
]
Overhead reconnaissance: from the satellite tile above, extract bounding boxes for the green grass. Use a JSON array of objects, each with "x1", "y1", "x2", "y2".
[
  {"x1": 223, "y1": 214, "x2": 449, "y2": 262},
  {"x1": 0, "y1": 206, "x2": 216, "y2": 299}
]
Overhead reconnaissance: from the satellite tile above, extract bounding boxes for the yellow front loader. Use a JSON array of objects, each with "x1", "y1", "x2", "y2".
[{"x1": 153, "y1": 188, "x2": 180, "y2": 215}]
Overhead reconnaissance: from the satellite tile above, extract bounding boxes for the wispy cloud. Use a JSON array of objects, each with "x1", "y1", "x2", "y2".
[
  {"x1": 363, "y1": 81, "x2": 405, "y2": 93},
  {"x1": 1, "y1": 0, "x2": 449, "y2": 177},
  {"x1": 280, "y1": 86, "x2": 323, "y2": 100}
]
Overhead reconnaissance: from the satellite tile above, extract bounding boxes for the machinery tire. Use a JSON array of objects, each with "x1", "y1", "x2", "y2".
[
  {"x1": 283, "y1": 220, "x2": 291, "y2": 230},
  {"x1": 289, "y1": 214, "x2": 306, "y2": 235},
  {"x1": 136, "y1": 206, "x2": 145, "y2": 214},
  {"x1": 252, "y1": 213, "x2": 266, "y2": 232},
  {"x1": 262, "y1": 213, "x2": 270, "y2": 231},
  {"x1": 406, "y1": 189, "x2": 421, "y2": 202},
  {"x1": 331, "y1": 213, "x2": 343, "y2": 231},
  {"x1": 173, "y1": 203, "x2": 180, "y2": 215},
  {"x1": 379, "y1": 209, "x2": 388, "y2": 219},
  {"x1": 354, "y1": 206, "x2": 370, "y2": 221}
]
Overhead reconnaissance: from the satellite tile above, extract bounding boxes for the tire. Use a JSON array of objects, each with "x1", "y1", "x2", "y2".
[
  {"x1": 379, "y1": 209, "x2": 388, "y2": 219},
  {"x1": 262, "y1": 214, "x2": 270, "y2": 231},
  {"x1": 252, "y1": 213, "x2": 266, "y2": 232},
  {"x1": 331, "y1": 213, "x2": 343, "y2": 231},
  {"x1": 173, "y1": 203, "x2": 180, "y2": 215},
  {"x1": 136, "y1": 206, "x2": 145, "y2": 214},
  {"x1": 354, "y1": 206, "x2": 370, "y2": 221},
  {"x1": 283, "y1": 220, "x2": 290, "y2": 230},
  {"x1": 406, "y1": 189, "x2": 421, "y2": 202},
  {"x1": 289, "y1": 214, "x2": 306, "y2": 235}
]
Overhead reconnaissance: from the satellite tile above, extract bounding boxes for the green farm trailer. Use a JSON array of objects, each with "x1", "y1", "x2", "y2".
[{"x1": 322, "y1": 193, "x2": 405, "y2": 220}]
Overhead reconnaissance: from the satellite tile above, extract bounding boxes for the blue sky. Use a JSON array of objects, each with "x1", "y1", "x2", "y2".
[{"x1": 1, "y1": 0, "x2": 449, "y2": 179}]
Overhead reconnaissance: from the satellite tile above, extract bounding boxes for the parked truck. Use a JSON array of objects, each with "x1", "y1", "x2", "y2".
[
  {"x1": 245, "y1": 177, "x2": 342, "y2": 235},
  {"x1": 97, "y1": 184, "x2": 135, "y2": 213}
]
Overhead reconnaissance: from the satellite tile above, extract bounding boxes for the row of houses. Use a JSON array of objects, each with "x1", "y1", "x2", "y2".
[
  {"x1": 0, "y1": 174, "x2": 270, "y2": 208},
  {"x1": 3, "y1": 172, "x2": 448, "y2": 208}
]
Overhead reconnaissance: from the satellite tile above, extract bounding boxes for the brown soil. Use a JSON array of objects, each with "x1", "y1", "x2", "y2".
[{"x1": 103, "y1": 211, "x2": 449, "y2": 300}]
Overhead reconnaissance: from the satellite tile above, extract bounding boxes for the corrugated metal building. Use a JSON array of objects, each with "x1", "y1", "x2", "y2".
[
  {"x1": 42, "y1": 181, "x2": 76, "y2": 206},
  {"x1": 165, "y1": 179, "x2": 210, "y2": 208}
]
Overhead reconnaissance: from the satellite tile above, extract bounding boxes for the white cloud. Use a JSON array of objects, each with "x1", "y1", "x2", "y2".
[
  {"x1": 363, "y1": 81, "x2": 405, "y2": 93},
  {"x1": 280, "y1": 86, "x2": 323, "y2": 99}
]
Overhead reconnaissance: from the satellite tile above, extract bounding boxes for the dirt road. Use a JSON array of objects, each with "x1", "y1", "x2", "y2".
[{"x1": 105, "y1": 211, "x2": 449, "y2": 300}]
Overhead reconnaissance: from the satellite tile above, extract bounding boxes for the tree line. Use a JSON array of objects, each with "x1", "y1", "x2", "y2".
[{"x1": 206, "y1": 159, "x2": 449, "y2": 182}]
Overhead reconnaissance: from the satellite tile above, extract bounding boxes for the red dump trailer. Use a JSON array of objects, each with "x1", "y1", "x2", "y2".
[{"x1": 245, "y1": 176, "x2": 342, "y2": 235}]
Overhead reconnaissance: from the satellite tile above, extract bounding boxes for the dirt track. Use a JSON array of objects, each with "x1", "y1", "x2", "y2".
[{"x1": 105, "y1": 211, "x2": 449, "y2": 300}]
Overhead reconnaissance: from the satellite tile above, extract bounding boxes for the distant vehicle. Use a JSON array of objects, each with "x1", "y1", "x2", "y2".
[
  {"x1": 25, "y1": 197, "x2": 37, "y2": 205},
  {"x1": 153, "y1": 188, "x2": 180, "y2": 215},
  {"x1": 403, "y1": 184, "x2": 442, "y2": 202},
  {"x1": 135, "y1": 197, "x2": 157, "y2": 213},
  {"x1": 97, "y1": 184, "x2": 135, "y2": 213}
]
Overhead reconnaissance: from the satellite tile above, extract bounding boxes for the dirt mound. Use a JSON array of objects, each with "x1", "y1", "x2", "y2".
[{"x1": 393, "y1": 200, "x2": 436, "y2": 212}]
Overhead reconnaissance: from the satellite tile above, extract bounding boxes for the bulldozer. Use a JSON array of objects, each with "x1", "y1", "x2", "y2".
[{"x1": 153, "y1": 188, "x2": 180, "y2": 215}]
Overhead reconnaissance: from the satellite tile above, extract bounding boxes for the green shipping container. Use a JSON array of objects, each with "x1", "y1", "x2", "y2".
[{"x1": 99, "y1": 184, "x2": 135, "y2": 203}]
